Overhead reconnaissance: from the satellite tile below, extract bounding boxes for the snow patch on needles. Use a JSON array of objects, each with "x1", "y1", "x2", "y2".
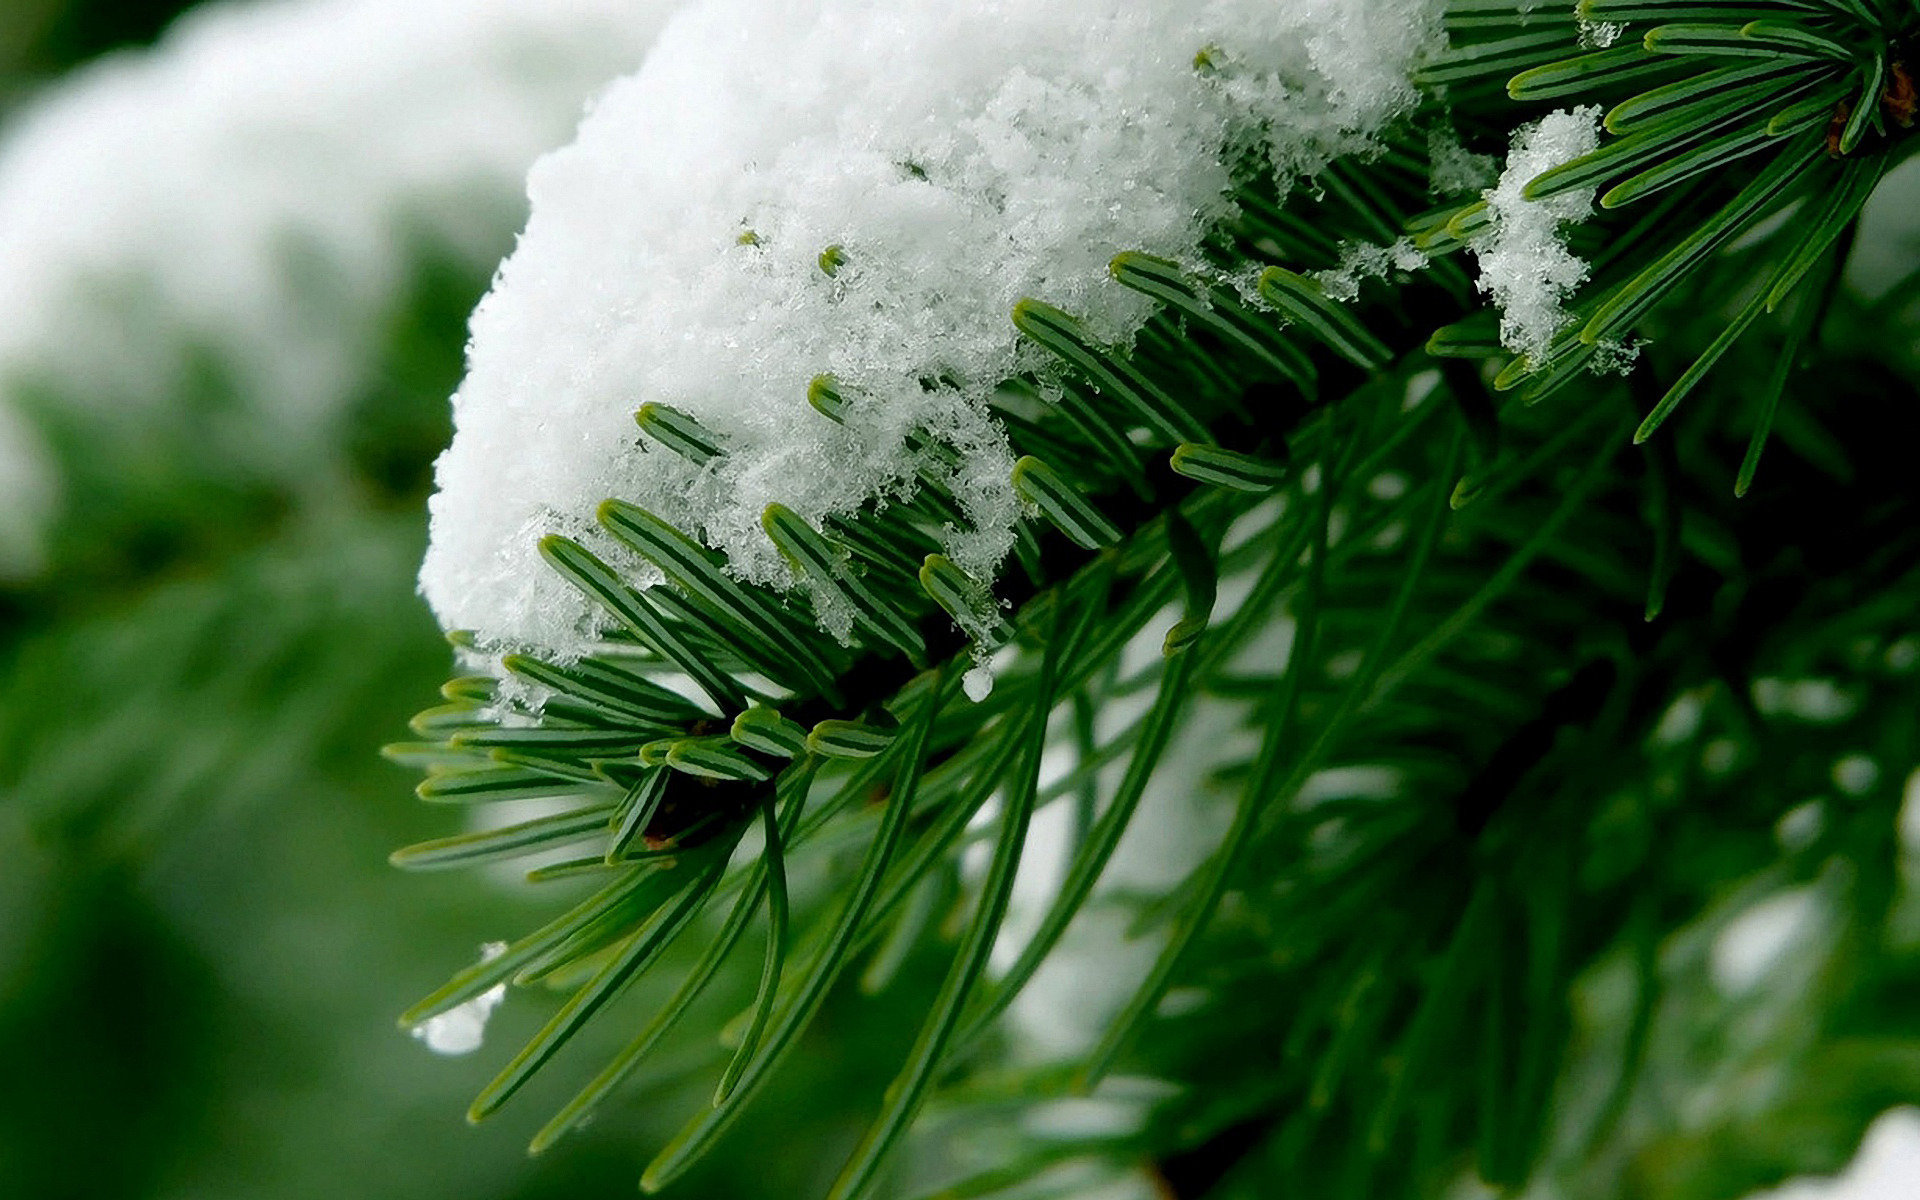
[
  {"x1": 1428, "y1": 124, "x2": 1496, "y2": 195},
  {"x1": 421, "y1": 0, "x2": 1444, "y2": 657},
  {"x1": 0, "y1": 0, "x2": 676, "y2": 576},
  {"x1": 1316, "y1": 238, "x2": 1429, "y2": 303},
  {"x1": 1470, "y1": 106, "x2": 1602, "y2": 366}
]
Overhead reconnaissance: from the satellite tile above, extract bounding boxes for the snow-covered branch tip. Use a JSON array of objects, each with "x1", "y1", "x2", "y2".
[{"x1": 419, "y1": 0, "x2": 1446, "y2": 661}]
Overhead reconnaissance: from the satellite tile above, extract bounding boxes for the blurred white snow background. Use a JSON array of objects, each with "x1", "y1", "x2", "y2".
[{"x1": 0, "y1": 0, "x2": 680, "y2": 578}]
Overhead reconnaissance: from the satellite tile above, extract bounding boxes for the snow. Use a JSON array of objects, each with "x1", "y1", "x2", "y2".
[
  {"x1": 1752, "y1": 677, "x2": 1858, "y2": 723},
  {"x1": 1315, "y1": 237, "x2": 1429, "y2": 303},
  {"x1": 420, "y1": 0, "x2": 1445, "y2": 658},
  {"x1": 1742, "y1": 1108, "x2": 1920, "y2": 1200},
  {"x1": 411, "y1": 941, "x2": 509, "y2": 1055},
  {"x1": 1470, "y1": 106, "x2": 1602, "y2": 366},
  {"x1": 0, "y1": 0, "x2": 678, "y2": 578},
  {"x1": 1849, "y1": 158, "x2": 1920, "y2": 300},
  {"x1": 1902, "y1": 770, "x2": 1920, "y2": 856},
  {"x1": 1578, "y1": 19, "x2": 1627, "y2": 49},
  {"x1": 962, "y1": 666, "x2": 997, "y2": 704},
  {"x1": 1832, "y1": 754, "x2": 1879, "y2": 796},
  {"x1": 1710, "y1": 887, "x2": 1819, "y2": 995},
  {"x1": 1427, "y1": 123, "x2": 1496, "y2": 196},
  {"x1": 1002, "y1": 685, "x2": 1244, "y2": 1059}
]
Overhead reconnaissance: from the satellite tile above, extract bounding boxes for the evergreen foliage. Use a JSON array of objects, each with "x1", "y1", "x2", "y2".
[{"x1": 390, "y1": 1, "x2": 1920, "y2": 1196}]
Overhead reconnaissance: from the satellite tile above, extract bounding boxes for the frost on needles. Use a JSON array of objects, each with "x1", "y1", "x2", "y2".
[{"x1": 419, "y1": 0, "x2": 1445, "y2": 660}]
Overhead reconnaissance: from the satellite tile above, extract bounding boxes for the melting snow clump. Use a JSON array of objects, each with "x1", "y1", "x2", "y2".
[
  {"x1": 421, "y1": 0, "x2": 1446, "y2": 658},
  {"x1": 0, "y1": 0, "x2": 677, "y2": 577},
  {"x1": 1470, "y1": 106, "x2": 1602, "y2": 366},
  {"x1": 963, "y1": 666, "x2": 997, "y2": 704},
  {"x1": 411, "y1": 941, "x2": 509, "y2": 1055}
]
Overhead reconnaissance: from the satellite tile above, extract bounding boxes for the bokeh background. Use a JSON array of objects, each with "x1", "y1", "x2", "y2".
[{"x1": 0, "y1": 3, "x2": 938, "y2": 1197}]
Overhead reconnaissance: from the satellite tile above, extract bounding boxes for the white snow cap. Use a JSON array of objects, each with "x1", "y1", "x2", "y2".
[
  {"x1": 1471, "y1": 106, "x2": 1602, "y2": 365},
  {"x1": 0, "y1": 0, "x2": 679, "y2": 576},
  {"x1": 421, "y1": 0, "x2": 1444, "y2": 657}
]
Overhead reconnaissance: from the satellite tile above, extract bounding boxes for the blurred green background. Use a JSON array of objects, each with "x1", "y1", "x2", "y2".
[
  {"x1": 0, "y1": 4, "x2": 935, "y2": 1197},
  {"x1": 0, "y1": 0, "x2": 181, "y2": 99}
]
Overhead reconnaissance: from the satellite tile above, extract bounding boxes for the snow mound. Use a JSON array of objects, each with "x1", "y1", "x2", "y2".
[{"x1": 421, "y1": 0, "x2": 1444, "y2": 658}]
